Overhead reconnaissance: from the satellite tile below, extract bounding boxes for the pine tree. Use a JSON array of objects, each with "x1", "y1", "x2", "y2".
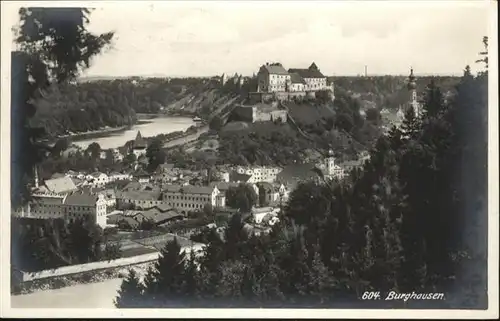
[
  {"x1": 422, "y1": 79, "x2": 445, "y2": 118},
  {"x1": 143, "y1": 238, "x2": 187, "y2": 305},
  {"x1": 114, "y1": 269, "x2": 145, "y2": 308},
  {"x1": 400, "y1": 106, "x2": 420, "y2": 139}
]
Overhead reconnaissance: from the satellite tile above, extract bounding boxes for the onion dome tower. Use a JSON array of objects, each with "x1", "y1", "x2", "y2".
[{"x1": 407, "y1": 68, "x2": 421, "y2": 118}]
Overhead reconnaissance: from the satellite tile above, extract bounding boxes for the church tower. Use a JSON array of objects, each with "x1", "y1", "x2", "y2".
[
  {"x1": 407, "y1": 68, "x2": 421, "y2": 118},
  {"x1": 326, "y1": 149, "x2": 336, "y2": 176}
]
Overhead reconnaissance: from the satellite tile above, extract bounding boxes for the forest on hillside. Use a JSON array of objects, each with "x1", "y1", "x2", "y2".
[
  {"x1": 25, "y1": 71, "x2": 460, "y2": 139},
  {"x1": 329, "y1": 75, "x2": 461, "y2": 110}
]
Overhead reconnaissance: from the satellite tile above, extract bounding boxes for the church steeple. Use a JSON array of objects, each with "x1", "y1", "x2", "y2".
[
  {"x1": 326, "y1": 149, "x2": 336, "y2": 176},
  {"x1": 134, "y1": 131, "x2": 146, "y2": 149},
  {"x1": 407, "y1": 67, "x2": 417, "y2": 90},
  {"x1": 407, "y1": 67, "x2": 420, "y2": 118}
]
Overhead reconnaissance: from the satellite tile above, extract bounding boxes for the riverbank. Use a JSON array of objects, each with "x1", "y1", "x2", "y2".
[
  {"x1": 72, "y1": 117, "x2": 196, "y2": 150},
  {"x1": 56, "y1": 120, "x2": 154, "y2": 143}
]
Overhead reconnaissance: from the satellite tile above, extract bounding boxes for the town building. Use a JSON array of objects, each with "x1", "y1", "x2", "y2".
[
  {"x1": 133, "y1": 169, "x2": 151, "y2": 184},
  {"x1": 250, "y1": 206, "x2": 280, "y2": 224},
  {"x1": 289, "y1": 72, "x2": 306, "y2": 92},
  {"x1": 256, "y1": 182, "x2": 289, "y2": 206},
  {"x1": 316, "y1": 149, "x2": 346, "y2": 180},
  {"x1": 111, "y1": 148, "x2": 124, "y2": 162},
  {"x1": 230, "y1": 102, "x2": 288, "y2": 124},
  {"x1": 221, "y1": 73, "x2": 229, "y2": 85},
  {"x1": 288, "y1": 62, "x2": 328, "y2": 91},
  {"x1": 115, "y1": 189, "x2": 162, "y2": 210},
  {"x1": 251, "y1": 61, "x2": 334, "y2": 103},
  {"x1": 64, "y1": 193, "x2": 108, "y2": 228},
  {"x1": 40, "y1": 176, "x2": 79, "y2": 195},
  {"x1": 109, "y1": 172, "x2": 132, "y2": 182},
  {"x1": 209, "y1": 181, "x2": 260, "y2": 202},
  {"x1": 16, "y1": 192, "x2": 108, "y2": 229},
  {"x1": 235, "y1": 165, "x2": 283, "y2": 183},
  {"x1": 257, "y1": 63, "x2": 291, "y2": 93},
  {"x1": 161, "y1": 185, "x2": 225, "y2": 213},
  {"x1": 86, "y1": 172, "x2": 110, "y2": 187},
  {"x1": 132, "y1": 131, "x2": 147, "y2": 158}
]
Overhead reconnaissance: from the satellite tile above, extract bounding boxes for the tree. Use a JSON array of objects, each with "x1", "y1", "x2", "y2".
[
  {"x1": 422, "y1": 80, "x2": 445, "y2": 118},
  {"x1": 114, "y1": 269, "x2": 145, "y2": 308},
  {"x1": 123, "y1": 152, "x2": 137, "y2": 167},
  {"x1": 399, "y1": 106, "x2": 420, "y2": 138},
  {"x1": 475, "y1": 36, "x2": 488, "y2": 70},
  {"x1": 226, "y1": 183, "x2": 258, "y2": 212},
  {"x1": 365, "y1": 108, "x2": 381, "y2": 125},
  {"x1": 52, "y1": 138, "x2": 70, "y2": 158},
  {"x1": 143, "y1": 238, "x2": 187, "y2": 301},
  {"x1": 12, "y1": 217, "x2": 116, "y2": 272},
  {"x1": 146, "y1": 138, "x2": 166, "y2": 172},
  {"x1": 87, "y1": 142, "x2": 102, "y2": 160},
  {"x1": 138, "y1": 218, "x2": 156, "y2": 230},
  {"x1": 103, "y1": 242, "x2": 122, "y2": 260},
  {"x1": 257, "y1": 185, "x2": 269, "y2": 207},
  {"x1": 11, "y1": 8, "x2": 114, "y2": 209},
  {"x1": 285, "y1": 181, "x2": 330, "y2": 226},
  {"x1": 209, "y1": 115, "x2": 224, "y2": 132}
]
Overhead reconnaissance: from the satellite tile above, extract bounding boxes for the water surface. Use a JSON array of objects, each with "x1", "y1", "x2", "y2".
[{"x1": 73, "y1": 117, "x2": 195, "y2": 150}]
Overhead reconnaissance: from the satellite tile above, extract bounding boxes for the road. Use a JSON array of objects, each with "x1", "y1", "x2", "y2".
[
  {"x1": 163, "y1": 126, "x2": 209, "y2": 149},
  {"x1": 11, "y1": 278, "x2": 124, "y2": 308}
]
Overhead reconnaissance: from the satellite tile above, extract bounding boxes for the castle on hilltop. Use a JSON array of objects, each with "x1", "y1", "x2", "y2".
[{"x1": 249, "y1": 62, "x2": 335, "y2": 103}]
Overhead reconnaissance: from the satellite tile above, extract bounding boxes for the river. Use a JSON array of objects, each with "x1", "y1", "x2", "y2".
[{"x1": 72, "y1": 117, "x2": 195, "y2": 150}]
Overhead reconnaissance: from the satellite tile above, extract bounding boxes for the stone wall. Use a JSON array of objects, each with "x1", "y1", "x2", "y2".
[
  {"x1": 15, "y1": 243, "x2": 206, "y2": 283},
  {"x1": 18, "y1": 252, "x2": 161, "y2": 282},
  {"x1": 248, "y1": 91, "x2": 313, "y2": 103}
]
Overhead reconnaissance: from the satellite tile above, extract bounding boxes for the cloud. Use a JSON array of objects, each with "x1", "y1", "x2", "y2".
[{"x1": 71, "y1": 1, "x2": 491, "y2": 77}]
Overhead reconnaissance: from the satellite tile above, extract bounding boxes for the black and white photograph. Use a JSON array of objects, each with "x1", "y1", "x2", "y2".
[{"x1": 1, "y1": 0, "x2": 498, "y2": 318}]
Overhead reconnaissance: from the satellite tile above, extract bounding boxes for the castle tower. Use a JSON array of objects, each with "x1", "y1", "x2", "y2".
[{"x1": 407, "y1": 68, "x2": 421, "y2": 118}]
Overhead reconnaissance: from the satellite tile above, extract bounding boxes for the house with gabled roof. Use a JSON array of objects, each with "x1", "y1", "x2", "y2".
[
  {"x1": 288, "y1": 62, "x2": 328, "y2": 91},
  {"x1": 63, "y1": 192, "x2": 107, "y2": 228},
  {"x1": 43, "y1": 176, "x2": 78, "y2": 195},
  {"x1": 257, "y1": 62, "x2": 291, "y2": 93},
  {"x1": 161, "y1": 184, "x2": 225, "y2": 213}
]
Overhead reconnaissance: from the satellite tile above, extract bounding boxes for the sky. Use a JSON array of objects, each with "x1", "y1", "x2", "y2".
[{"x1": 5, "y1": 1, "x2": 494, "y2": 77}]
